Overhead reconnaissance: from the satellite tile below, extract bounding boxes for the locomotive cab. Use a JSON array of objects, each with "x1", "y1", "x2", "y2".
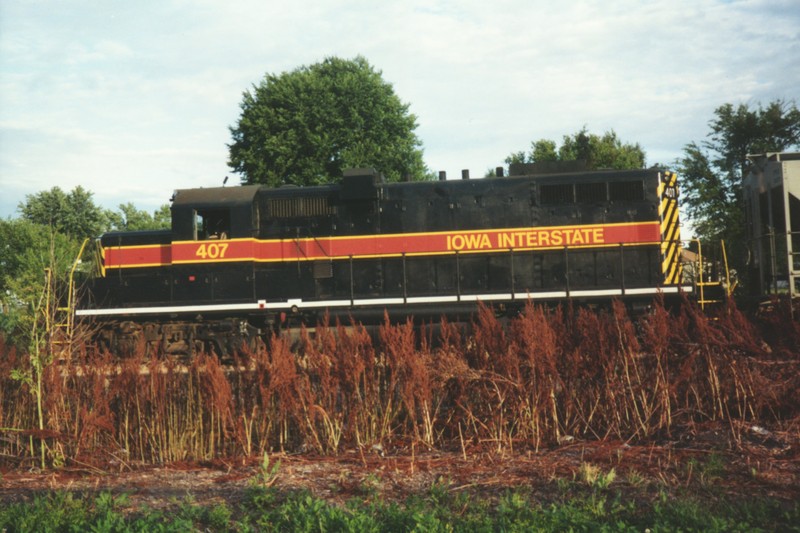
[{"x1": 171, "y1": 185, "x2": 260, "y2": 241}]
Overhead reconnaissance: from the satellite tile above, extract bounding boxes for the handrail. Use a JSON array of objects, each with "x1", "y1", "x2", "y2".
[
  {"x1": 52, "y1": 238, "x2": 90, "y2": 359},
  {"x1": 342, "y1": 238, "x2": 682, "y2": 304},
  {"x1": 292, "y1": 227, "x2": 332, "y2": 260},
  {"x1": 720, "y1": 240, "x2": 736, "y2": 296},
  {"x1": 749, "y1": 228, "x2": 798, "y2": 297},
  {"x1": 689, "y1": 239, "x2": 732, "y2": 310}
]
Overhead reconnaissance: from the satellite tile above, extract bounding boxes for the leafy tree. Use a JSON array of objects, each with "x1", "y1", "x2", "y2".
[
  {"x1": 19, "y1": 186, "x2": 169, "y2": 236},
  {"x1": 18, "y1": 186, "x2": 106, "y2": 240},
  {"x1": 106, "y1": 203, "x2": 171, "y2": 231},
  {"x1": 677, "y1": 99, "x2": 800, "y2": 272},
  {"x1": 1, "y1": 219, "x2": 72, "y2": 296},
  {"x1": 506, "y1": 128, "x2": 646, "y2": 170},
  {"x1": 228, "y1": 56, "x2": 428, "y2": 186},
  {"x1": 153, "y1": 204, "x2": 171, "y2": 228},
  {"x1": 530, "y1": 139, "x2": 559, "y2": 162},
  {"x1": 0, "y1": 219, "x2": 82, "y2": 340}
]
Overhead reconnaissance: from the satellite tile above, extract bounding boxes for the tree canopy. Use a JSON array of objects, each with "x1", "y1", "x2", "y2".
[
  {"x1": 228, "y1": 56, "x2": 428, "y2": 187},
  {"x1": 106, "y1": 203, "x2": 171, "y2": 232},
  {"x1": 506, "y1": 128, "x2": 646, "y2": 171},
  {"x1": 18, "y1": 186, "x2": 106, "y2": 241},
  {"x1": 17, "y1": 187, "x2": 171, "y2": 238},
  {"x1": 677, "y1": 99, "x2": 800, "y2": 272},
  {"x1": 0, "y1": 218, "x2": 84, "y2": 339}
]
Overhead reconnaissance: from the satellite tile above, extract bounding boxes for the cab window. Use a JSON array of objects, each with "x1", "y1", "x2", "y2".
[{"x1": 194, "y1": 209, "x2": 230, "y2": 240}]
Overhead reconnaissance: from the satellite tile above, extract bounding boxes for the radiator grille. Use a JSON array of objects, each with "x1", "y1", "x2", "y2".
[{"x1": 268, "y1": 196, "x2": 337, "y2": 218}]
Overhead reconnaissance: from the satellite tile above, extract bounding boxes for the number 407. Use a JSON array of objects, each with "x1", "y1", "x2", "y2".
[{"x1": 195, "y1": 242, "x2": 229, "y2": 259}]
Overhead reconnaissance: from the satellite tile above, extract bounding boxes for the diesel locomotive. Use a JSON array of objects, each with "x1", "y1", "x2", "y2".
[{"x1": 76, "y1": 166, "x2": 688, "y2": 354}]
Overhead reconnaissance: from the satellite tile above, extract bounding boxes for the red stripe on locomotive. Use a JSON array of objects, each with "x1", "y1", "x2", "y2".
[{"x1": 103, "y1": 221, "x2": 662, "y2": 269}]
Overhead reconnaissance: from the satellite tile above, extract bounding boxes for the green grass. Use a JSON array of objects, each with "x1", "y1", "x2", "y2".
[{"x1": 0, "y1": 487, "x2": 797, "y2": 532}]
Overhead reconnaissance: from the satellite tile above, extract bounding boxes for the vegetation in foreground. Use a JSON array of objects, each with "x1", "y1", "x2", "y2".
[
  {"x1": 1, "y1": 482, "x2": 798, "y2": 533},
  {"x1": 1, "y1": 297, "x2": 799, "y2": 469}
]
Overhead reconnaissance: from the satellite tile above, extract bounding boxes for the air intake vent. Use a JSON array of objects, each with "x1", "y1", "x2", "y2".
[
  {"x1": 268, "y1": 197, "x2": 337, "y2": 218},
  {"x1": 609, "y1": 180, "x2": 644, "y2": 201},
  {"x1": 576, "y1": 182, "x2": 607, "y2": 203},
  {"x1": 540, "y1": 183, "x2": 574, "y2": 205}
]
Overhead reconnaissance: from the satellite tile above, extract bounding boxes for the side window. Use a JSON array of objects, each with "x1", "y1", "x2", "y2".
[{"x1": 194, "y1": 209, "x2": 231, "y2": 240}]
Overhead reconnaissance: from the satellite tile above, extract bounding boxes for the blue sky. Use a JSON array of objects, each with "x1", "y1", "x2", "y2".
[{"x1": 1, "y1": 0, "x2": 798, "y2": 222}]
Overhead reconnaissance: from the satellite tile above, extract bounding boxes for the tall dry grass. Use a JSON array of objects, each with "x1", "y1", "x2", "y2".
[{"x1": 0, "y1": 297, "x2": 798, "y2": 469}]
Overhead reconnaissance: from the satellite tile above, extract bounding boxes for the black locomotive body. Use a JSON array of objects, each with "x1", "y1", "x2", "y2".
[{"x1": 77, "y1": 167, "x2": 687, "y2": 353}]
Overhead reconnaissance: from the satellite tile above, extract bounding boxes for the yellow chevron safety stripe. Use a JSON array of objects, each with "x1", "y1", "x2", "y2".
[{"x1": 658, "y1": 171, "x2": 682, "y2": 284}]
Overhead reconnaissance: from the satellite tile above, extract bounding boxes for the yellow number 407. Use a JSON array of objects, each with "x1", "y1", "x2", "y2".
[{"x1": 195, "y1": 242, "x2": 229, "y2": 259}]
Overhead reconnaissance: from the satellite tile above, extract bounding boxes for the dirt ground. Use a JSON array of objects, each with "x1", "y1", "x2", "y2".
[{"x1": 1, "y1": 421, "x2": 798, "y2": 512}]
